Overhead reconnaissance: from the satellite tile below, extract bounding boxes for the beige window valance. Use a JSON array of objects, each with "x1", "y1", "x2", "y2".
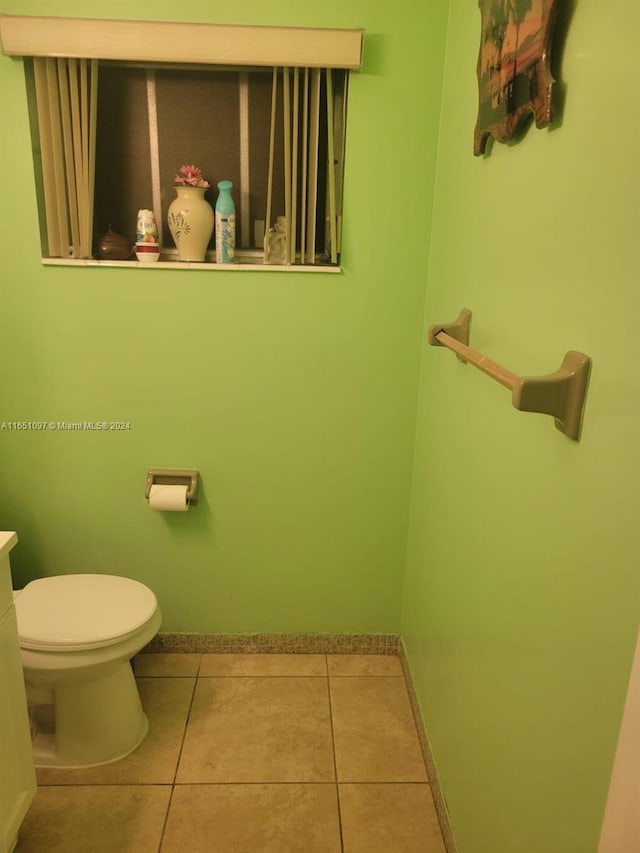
[{"x1": 0, "y1": 15, "x2": 363, "y2": 69}]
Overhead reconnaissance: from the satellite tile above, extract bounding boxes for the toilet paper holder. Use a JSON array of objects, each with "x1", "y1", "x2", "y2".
[{"x1": 145, "y1": 469, "x2": 199, "y2": 505}]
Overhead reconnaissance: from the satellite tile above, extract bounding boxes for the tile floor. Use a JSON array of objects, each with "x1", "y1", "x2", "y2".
[{"x1": 17, "y1": 654, "x2": 446, "y2": 853}]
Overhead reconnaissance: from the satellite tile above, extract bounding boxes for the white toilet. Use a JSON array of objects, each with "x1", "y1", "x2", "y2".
[{"x1": 13, "y1": 573, "x2": 161, "y2": 768}]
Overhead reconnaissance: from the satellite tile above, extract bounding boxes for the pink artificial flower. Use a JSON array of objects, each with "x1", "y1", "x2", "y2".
[{"x1": 174, "y1": 165, "x2": 210, "y2": 188}]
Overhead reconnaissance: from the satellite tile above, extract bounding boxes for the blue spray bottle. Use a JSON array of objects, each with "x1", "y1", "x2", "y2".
[{"x1": 215, "y1": 180, "x2": 235, "y2": 263}]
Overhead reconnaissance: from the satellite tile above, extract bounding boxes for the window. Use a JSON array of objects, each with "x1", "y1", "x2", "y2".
[{"x1": 1, "y1": 16, "x2": 363, "y2": 269}]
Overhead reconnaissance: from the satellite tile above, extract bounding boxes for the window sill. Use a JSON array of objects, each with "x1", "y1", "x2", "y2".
[{"x1": 41, "y1": 257, "x2": 342, "y2": 273}]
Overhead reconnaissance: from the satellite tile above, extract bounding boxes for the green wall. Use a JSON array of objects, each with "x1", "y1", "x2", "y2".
[
  {"x1": 3, "y1": 1, "x2": 635, "y2": 848},
  {"x1": 0, "y1": 0, "x2": 448, "y2": 632},
  {"x1": 401, "y1": 2, "x2": 640, "y2": 852}
]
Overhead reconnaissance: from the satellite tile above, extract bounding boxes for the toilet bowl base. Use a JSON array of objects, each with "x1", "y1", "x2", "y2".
[
  {"x1": 31, "y1": 716, "x2": 148, "y2": 768},
  {"x1": 27, "y1": 661, "x2": 149, "y2": 768}
]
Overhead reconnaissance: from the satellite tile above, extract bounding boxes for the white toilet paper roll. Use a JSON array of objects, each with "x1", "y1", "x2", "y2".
[{"x1": 148, "y1": 484, "x2": 189, "y2": 512}]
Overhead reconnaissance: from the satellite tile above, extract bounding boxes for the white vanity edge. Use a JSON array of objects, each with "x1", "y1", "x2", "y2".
[{"x1": 0, "y1": 531, "x2": 18, "y2": 558}]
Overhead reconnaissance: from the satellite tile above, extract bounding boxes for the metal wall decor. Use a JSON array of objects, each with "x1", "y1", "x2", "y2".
[{"x1": 474, "y1": 0, "x2": 558, "y2": 155}]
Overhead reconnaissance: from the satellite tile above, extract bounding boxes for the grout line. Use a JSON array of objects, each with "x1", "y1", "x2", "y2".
[
  {"x1": 38, "y1": 779, "x2": 440, "y2": 788},
  {"x1": 172, "y1": 676, "x2": 199, "y2": 785},
  {"x1": 171, "y1": 780, "x2": 344, "y2": 786},
  {"x1": 39, "y1": 779, "x2": 438, "y2": 787},
  {"x1": 325, "y1": 656, "x2": 345, "y2": 853},
  {"x1": 35, "y1": 781, "x2": 175, "y2": 788},
  {"x1": 193, "y1": 673, "x2": 329, "y2": 678},
  {"x1": 137, "y1": 672, "x2": 405, "y2": 678},
  {"x1": 156, "y1": 673, "x2": 199, "y2": 851}
]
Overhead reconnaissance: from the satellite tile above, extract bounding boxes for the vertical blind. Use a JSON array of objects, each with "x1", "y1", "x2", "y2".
[
  {"x1": 265, "y1": 66, "x2": 348, "y2": 265},
  {"x1": 32, "y1": 57, "x2": 98, "y2": 258}
]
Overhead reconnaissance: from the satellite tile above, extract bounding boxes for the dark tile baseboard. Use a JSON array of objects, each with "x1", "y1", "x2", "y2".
[
  {"x1": 398, "y1": 639, "x2": 458, "y2": 853},
  {"x1": 143, "y1": 632, "x2": 400, "y2": 655}
]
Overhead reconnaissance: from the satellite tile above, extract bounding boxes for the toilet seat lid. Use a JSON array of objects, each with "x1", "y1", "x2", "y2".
[{"x1": 15, "y1": 574, "x2": 158, "y2": 650}]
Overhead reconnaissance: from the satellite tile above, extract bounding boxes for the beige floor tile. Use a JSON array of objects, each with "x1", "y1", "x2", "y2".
[
  {"x1": 339, "y1": 783, "x2": 445, "y2": 853},
  {"x1": 327, "y1": 654, "x2": 403, "y2": 676},
  {"x1": 133, "y1": 653, "x2": 202, "y2": 677},
  {"x1": 161, "y1": 784, "x2": 341, "y2": 853},
  {"x1": 199, "y1": 652, "x2": 327, "y2": 676},
  {"x1": 330, "y1": 677, "x2": 427, "y2": 782},
  {"x1": 16, "y1": 785, "x2": 171, "y2": 853},
  {"x1": 176, "y1": 677, "x2": 335, "y2": 782},
  {"x1": 37, "y1": 677, "x2": 195, "y2": 786}
]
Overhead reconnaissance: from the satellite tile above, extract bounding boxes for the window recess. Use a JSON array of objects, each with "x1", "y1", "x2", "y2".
[{"x1": 1, "y1": 16, "x2": 363, "y2": 269}]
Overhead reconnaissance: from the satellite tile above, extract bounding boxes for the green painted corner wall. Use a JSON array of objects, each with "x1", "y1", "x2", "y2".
[
  {"x1": 3, "y1": 1, "x2": 634, "y2": 848},
  {"x1": 401, "y1": 2, "x2": 640, "y2": 853},
  {"x1": 0, "y1": 0, "x2": 449, "y2": 632}
]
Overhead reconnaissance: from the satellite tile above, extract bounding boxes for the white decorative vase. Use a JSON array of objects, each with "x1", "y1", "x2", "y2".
[{"x1": 167, "y1": 186, "x2": 214, "y2": 261}]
